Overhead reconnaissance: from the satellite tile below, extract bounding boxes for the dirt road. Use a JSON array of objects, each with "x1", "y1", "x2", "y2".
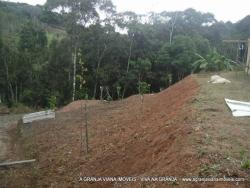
[{"x1": 0, "y1": 114, "x2": 22, "y2": 162}]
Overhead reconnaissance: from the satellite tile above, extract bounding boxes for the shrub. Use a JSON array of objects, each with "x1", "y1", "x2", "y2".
[
  {"x1": 48, "y1": 96, "x2": 57, "y2": 110},
  {"x1": 138, "y1": 81, "x2": 150, "y2": 95},
  {"x1": 192, "y1": 49, "x2": 235, "y2": 73}
]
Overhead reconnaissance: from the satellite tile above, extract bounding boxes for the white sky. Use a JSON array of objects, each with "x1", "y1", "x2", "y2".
[{"x1": 3, "y1": 0, "x2": 250, "y2": 23}]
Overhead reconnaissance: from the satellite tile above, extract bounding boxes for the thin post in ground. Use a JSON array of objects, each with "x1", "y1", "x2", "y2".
[
  {"x1": 84, "y1": 101, "x2": 89, "y2": 154},
  {"x1": 80, "y1": 102, "x2": 84, "y2": 154}
]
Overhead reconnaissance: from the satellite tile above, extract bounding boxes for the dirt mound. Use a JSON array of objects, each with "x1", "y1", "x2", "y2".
[
  {"x1": 59, "y1": 100, "x2": 100, "y2": 113},
  {"x1": 3, "y1": 76, "x2": 207, "y2": 187}
]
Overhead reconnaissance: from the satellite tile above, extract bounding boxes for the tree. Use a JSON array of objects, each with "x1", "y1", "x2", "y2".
[
  {"x1": 45, "y1": 0, "x2": 115, "y2": 101},
  {"x1": 131, "y1": 58, "x2": 151, "y2": 81},
  {"x1": 193, "y1": 36, "x2": 211, "y2": 57},
  {"x1": 47, "y1": 38, "x2": 72, "y2": 106},
  {"x1": 115, "y1": 11, "x2": 139, "y2": 98},
  {"x1": 235, "y1": 16, "x2": 250, "y2": 39},
  {"x1": 127, "y1": 58, "x2": 151, "y2": 95},
  {"x1": 6, "y1": 48, "x2": 15, "y2": 104},
  {"x1": 2, "y1": 1, "x2": 250, "y2": 109},
  {"x1": 79, "y1": 23, "x2": 119, "y2": 98},
  {"x1": 157, "y1": 35, "x2": 196, "y2": 84},
  {"x1": 18, "y1": 22, "x2": 48, "y2": 107},
  {"x1": 0, "y1": 31, "x2": 3, "y2": 103}
]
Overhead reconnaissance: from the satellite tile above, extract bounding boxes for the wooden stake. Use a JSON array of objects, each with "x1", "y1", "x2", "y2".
[
  {"x1": 85, "y1": 102, "x2": 89, "y2": 154},
  {"x1": 80, "y1": 102, "x2": 84, "y2": 153}
]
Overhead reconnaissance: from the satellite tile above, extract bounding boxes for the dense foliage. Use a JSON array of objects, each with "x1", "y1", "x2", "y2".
[{"x1": 0, "y1": 1, "x2": 249, "y2": 108}]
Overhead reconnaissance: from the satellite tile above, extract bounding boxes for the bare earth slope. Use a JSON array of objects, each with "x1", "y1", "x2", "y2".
[{"x1": 1, "y1": 73, "x2": 249, "y2": 188}]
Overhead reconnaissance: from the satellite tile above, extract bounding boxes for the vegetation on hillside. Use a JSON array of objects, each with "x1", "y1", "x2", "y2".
[{"x1": 0, "y1": 0, "x2": 249, "y2": 108}]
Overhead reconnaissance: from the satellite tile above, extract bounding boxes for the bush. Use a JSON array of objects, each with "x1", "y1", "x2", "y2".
[
  {"x1": 48, "y1": 95, "x2": 57, "y2": 110},
  {"x1": 192, "y1": 49, "x2": 235, "y2": 73},
  {"x1": 138, "y1": 81, "x2": 151, "y2": 95},
  {"x1": 116, "y1": 85, "x2": 122, "y2": 99}
]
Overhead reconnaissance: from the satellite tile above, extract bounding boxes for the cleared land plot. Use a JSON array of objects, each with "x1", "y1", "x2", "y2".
[
  {"x1": 0, "y1": 72, "x2": 250, "y2": 188},
  {"x1": 191, "y1": 72, "x2": 250, "y2": 183}
]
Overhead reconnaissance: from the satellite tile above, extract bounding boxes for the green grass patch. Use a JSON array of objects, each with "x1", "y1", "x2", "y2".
[{"x1": 241, "y1": 160, "x2": 250, "y2": 169}]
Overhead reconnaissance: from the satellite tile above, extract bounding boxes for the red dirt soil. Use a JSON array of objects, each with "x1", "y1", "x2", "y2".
[
  {"x1": 4, "y1": 76, "x2": 241, "y2": 187},
  {"x1": 59, "y1": 100, "x2": 100, "y2": 113},
  {"x1": 32, "y1": 76, "x2": 199, "y2": 187}
]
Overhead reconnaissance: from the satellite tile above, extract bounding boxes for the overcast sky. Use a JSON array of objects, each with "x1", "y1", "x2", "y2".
[{"x1": 4, "y1": 0, "x2": 250, "y2": 23}]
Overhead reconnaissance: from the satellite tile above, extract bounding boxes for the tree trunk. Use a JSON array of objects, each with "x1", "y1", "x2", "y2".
[
  {"x1": 169, "y1": 12, "x2": 178, "y2": 45},
  {"x1": 4, "y1": 60, "x2": 14, "y2": 103},
  {"x1": 9, "y1": 83, "x2": 14, "y2": 103},
  {"x1": 20, "y1": 82, "x2": 22, "y2": 101},
  {"x1": 138, "y1": 74, "x2": 141, "y2": 94},
  {"x1": 122, "y1": 36, "x2": 133, "y2": 99},
  {"x1": 15, "y1": 82, "x2": 18, "y2": 103},
  {"x1": 126, "y1": 38, "x2": 133, "y2": 73},
  {"x1": 93, "y1": 83, "x2": 98, "y2": 100},
  {"x1": 93, "y1": 45, "x2": 107, "y2": 99},
  {"x1": 72, "y1": 47, "x2": 77, "y2": 101}
]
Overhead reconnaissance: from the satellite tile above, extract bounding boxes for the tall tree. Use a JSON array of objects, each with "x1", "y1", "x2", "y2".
[
  {"x1": 158, "y1": 35, "x2": 196, "y2": 83},
  {"x1": 47, "y1": 38, "x2": 72, "y2": 105},
  {"x1": 18, "y1": 22, "x2": 48, "y2": 107},
  {"x1": 45, "y1": 0, "x2": 114, "y2": 100}
]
